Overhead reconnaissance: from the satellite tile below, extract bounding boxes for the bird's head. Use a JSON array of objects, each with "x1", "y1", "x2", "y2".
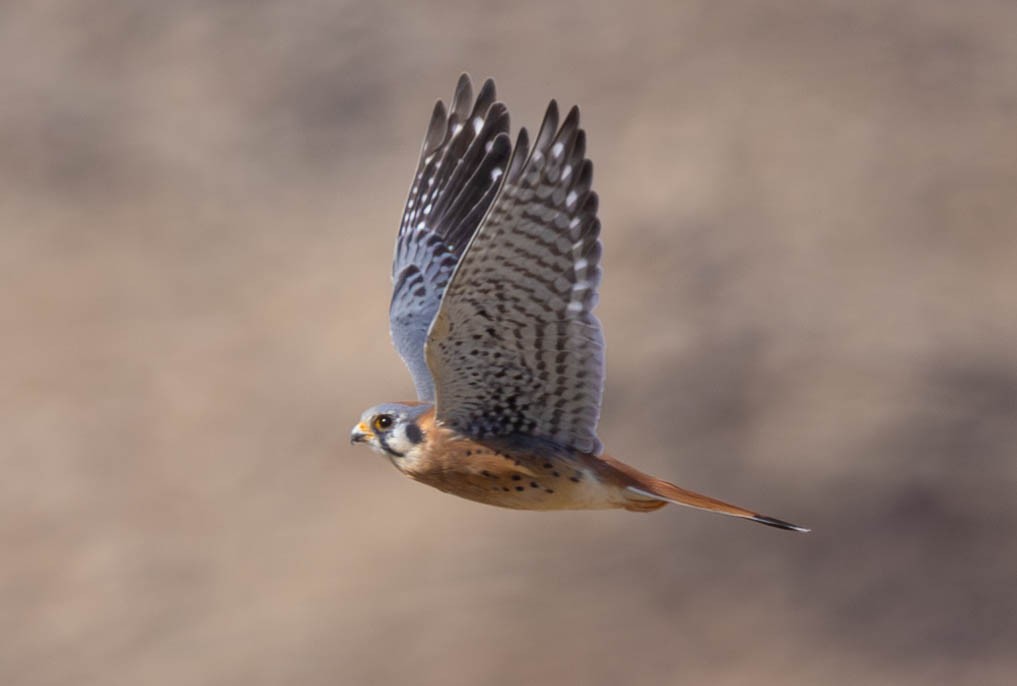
[{"x1": 350, "y1": 402, "x2": 430, "y2": 461}]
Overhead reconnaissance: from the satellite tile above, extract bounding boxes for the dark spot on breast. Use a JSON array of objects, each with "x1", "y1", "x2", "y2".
[
  {"x1": 545, "y1": 488, "x2": 555, "y2": 494},
  {"x1": 552, "y1": 471, "x2": 560, "y2": 477},
  {"x1": 481, "y1": 470, "x2": 495, "y2": 479},
  {"x1": 543, "y1": 463, "x2": 552, "y2": 469},
  {"x1": 570, "y1": 476, "x2": 581, "y2": 483},
  {"x1": 465, "y1": 450, "x2": 472, "y2": 456},
  {"x1": 502, "y1": 487, "x2": 511, "y2": 492},
  {"x1": 515, "y1": 486, "x2": 525, "y2": 492},
  {"x1": 404, "y1": 423, "x2": 423, "y2": 445},
  {"x1": 530, "y1": 482, "x2": 539, "y2": 488},
  {"x1": 511, "y1": 475, "x2": 521, "y2": 481}
]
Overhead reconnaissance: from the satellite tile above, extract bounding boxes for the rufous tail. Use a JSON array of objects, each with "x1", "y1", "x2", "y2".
[{"x1": 600, "y1": 455, "x2": 809, "y2": 532}]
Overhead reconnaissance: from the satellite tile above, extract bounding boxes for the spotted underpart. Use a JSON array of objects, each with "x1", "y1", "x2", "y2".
[
  {"x1": 396, "y1": 427, "x2": 621, "y2": 512},
  {"x1": 389, "y1": 76, "x2": 513, "y2": 401},
  {"x1": 426, "y1": 101, "x2": 605, "y2": 455}
]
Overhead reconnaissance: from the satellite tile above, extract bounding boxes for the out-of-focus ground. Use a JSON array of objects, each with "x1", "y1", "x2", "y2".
[{"x1": 3, "y1": 1, "x2": 1016, "y2": 684}]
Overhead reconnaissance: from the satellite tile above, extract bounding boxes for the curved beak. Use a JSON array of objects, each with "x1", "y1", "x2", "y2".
[{"x1": 350, "y1": 422, "x2": 374, "y2": 445}]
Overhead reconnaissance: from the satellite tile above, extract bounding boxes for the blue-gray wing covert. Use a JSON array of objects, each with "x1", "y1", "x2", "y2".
[
  {"x1": 426, "y1": 102, "x2": 605, "y2": 455},
  {"x1": 390, "y1": 75, "x2": 512, "y2": 401}
]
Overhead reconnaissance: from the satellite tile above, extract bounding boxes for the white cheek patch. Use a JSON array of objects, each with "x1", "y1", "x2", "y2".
[
  {"x1": 369, "y1": 416, "x2": 431, "y2": 473},
  {"x1": 380, "y1": 423, "x2": 426, "y2": 460}
]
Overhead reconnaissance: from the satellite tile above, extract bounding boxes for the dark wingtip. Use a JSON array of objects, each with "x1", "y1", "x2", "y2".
[
  {"x1": 752, "y1": 515, "x2": 811, "y2": 533},
  {"x1": 533, "y1": 100, "x2": 560, "y2": 153},
  {"x1": 451, "y1": 74, "x2": 473, "y2": 119},
  {"x1": 563, "y1": 104, "x2": 581, "y2": 130},
  {"x1": 422, "y1": 100, "x2": 449, "y2": 153},
  {"x1": 479, "y1": 77, "x2": 496, "y2": 100}
]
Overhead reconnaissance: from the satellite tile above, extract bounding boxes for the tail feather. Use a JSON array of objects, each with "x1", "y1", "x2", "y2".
[{"x1": 601, "y1": 455, "x2": 809, "y2": 533}]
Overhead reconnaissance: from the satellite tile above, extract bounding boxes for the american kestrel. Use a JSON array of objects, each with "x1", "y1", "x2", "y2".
[{"x1": 351, "y1": 75, "x2": 807, "y2": 532}]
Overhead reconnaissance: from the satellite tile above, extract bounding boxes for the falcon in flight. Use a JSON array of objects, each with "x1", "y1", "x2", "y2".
[{"x1": 350, "y1": 75, "x2": 807, "y2": 532}]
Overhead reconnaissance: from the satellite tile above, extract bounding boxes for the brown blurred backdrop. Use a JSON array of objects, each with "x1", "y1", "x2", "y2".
[{"x1": 3, "y1": 1, "x2": 1016, "y2": 684}]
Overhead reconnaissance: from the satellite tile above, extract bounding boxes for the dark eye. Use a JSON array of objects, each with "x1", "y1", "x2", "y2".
[{"x1": 373, "y1": 414, "x2": 394, "y2": 431}]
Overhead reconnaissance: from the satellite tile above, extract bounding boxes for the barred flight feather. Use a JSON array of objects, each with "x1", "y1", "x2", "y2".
[
  {"x1": 389, "y1": 75, "x2": 512, "y2": 401},
  {"x1": 426, "y1": 101, "x2": 606, "y2": 455}
]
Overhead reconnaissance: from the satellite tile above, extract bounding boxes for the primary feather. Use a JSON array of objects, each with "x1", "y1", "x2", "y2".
[
  {"x1": 425, "y1": 101, "x2": 606, "y2": 455},
  {"x1": 389, "y1": 75, "x2": 512, "y2": 400}
]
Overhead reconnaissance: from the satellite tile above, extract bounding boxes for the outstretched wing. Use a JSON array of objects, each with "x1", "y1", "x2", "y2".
[
  {"x1": 390, "y1": 75, "x2": 513, "y2": 401},
  {"x1": 425, "y1": 102, "x2": 605, "y2": 455}
]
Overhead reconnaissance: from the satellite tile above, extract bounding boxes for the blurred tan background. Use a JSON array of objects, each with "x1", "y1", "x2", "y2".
[{"x1": 3, "y1": 1, "x2": 1016, "y2": 684}]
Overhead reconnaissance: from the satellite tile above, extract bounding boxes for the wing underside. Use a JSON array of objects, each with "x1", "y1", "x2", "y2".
[{"x1": 426, "y1": 102, "x2": 606, "y2": 455}]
